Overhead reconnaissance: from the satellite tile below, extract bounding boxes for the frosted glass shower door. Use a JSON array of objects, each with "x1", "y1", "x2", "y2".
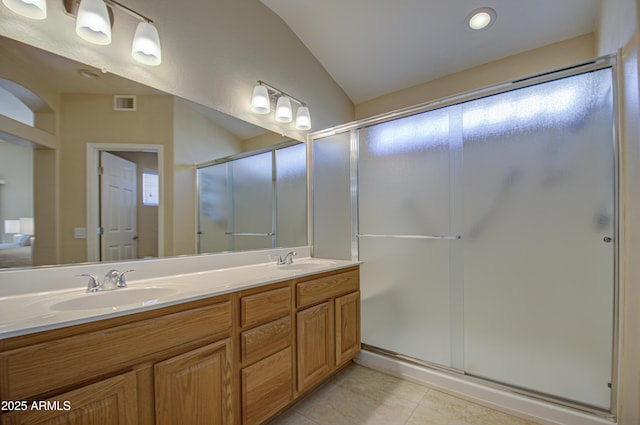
[
  {"x1": 229, "y1": 152, "x2": 274, "y2": 251},
  {"x1": 197, "y1": 162, "x2": 229, "y2": 253},
  {"x1": 461, "y1": 69, "x2": 615, "y2": 409},
  {"x1": 359, "y1": 107, "x2": 462, "y2": 368}
]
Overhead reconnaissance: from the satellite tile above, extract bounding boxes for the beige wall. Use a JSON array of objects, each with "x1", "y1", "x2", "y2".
[
  {"x1": 597, "y1": 1, "x2": 640, "y2": 424},
  {"x1": 0, "y1": 0, "x2": 354, "y2": 139},
  {"x1": 0, "y1": 46, "x2": 58, "y2": 148},
  {"x1": 355, "y1": 34, "x2": 596, "y2": 120},
  {"x1": 0, "y1": 142, "x2": 32, "y2": 243},
  {"x1": 172, "y1": 97, "x2": 245, "y2": 255},
  {"x1": 243, "y1": 132, "x2": 291, "y2": 152},
  {"x1": 32, "y1": 148, "x2": 57, "y2": 266},
  {"x1": 59, "y1": 93, "x2": 174, "y2": 264}
]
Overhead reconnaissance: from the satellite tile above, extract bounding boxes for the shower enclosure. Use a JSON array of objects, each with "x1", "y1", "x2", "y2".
[
  {"x1": 312, "y1": 59, "x2": 617, "y2": 414},
  {"x1": 197, "y1": 142, "x2": 307, "y2": 253}
]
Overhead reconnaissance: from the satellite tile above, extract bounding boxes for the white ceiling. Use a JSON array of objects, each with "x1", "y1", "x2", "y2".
[{"x1": 261, "y1": 0, "x2": 602, "y2": 104}]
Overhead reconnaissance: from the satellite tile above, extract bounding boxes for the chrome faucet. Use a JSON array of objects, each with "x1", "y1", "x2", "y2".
[
  {"x1": 80, "y1": 274, "x2": 102, "y2": 292},
  {"x1": 277, "y1": 251, "x2": 297, "y2": 265},
  {"x1": 78, "y1": 269, "x2": 134, "y2": 292}
]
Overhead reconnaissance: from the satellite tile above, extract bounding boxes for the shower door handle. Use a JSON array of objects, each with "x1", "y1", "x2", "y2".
[{"x1": 357, "y1": 234, "x2": 461, "y2": 240}]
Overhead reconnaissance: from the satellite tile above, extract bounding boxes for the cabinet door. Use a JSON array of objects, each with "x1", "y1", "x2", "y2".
[
  {"x1": 1, "y1": 372, "x2": 138, "y2": 425},
  {"x1": 296, "y1": 302, "x2": 333, "y2": 392},
  {"x1": 155, "y1": 339, "x2": 232, "y2": 425},
  {"x1": 242, "y1": 347, "x2": 292, "y2": 425},
  {"x1": 335, "y1": 291, "x2": 361, "y2": 366}
]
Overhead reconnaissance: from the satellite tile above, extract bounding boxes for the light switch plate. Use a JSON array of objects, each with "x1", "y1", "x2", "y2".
[{"x1": 74, "y1": 227, "x2": 86, "y2": 239}]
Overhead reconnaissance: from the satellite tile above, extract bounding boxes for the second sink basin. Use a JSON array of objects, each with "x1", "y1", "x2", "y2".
[
  {"x1": 51, "y1": 287, "x2": 177, "y2": 311},
  {"x1": 275, "y1": 259, "x2": 338, "y2": 272}
]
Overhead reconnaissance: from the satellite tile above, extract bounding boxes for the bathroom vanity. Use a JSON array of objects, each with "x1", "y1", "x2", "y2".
[{"x1": 0, "y1": 259, "x2": 360, "y2": 425}]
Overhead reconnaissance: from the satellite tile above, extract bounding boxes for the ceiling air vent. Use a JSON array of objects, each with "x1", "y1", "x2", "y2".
[{"x1": 114, "y1": 95, "x2": 137, "y2": 111}]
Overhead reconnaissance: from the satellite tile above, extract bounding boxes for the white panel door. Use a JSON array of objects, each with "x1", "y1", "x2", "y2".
[{"x1": 101, "y1": 152, "x2": 137, "y2": 261}]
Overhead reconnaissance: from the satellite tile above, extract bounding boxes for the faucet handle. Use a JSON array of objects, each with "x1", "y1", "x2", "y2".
[
  {"x1": 78, "y1": 273, "x2": 101, "y2": 292},
  {"x1": 277, "y1": 251, "x2": 297, "y2": 265},
  {"x1": 287, "y1": 251, "x2": 297, "y2": 264},
  {"x1": 116, "y1": 269, "x2": 134, "y2": 287}
]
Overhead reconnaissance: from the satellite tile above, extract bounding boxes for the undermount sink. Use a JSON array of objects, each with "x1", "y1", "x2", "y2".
[{"x1": 50, "y1": 287, "x2": 177, "y2": 311}]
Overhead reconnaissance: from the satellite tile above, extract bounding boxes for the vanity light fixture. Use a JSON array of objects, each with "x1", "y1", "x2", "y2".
[
  {"x1": 251, "y1": 81, "x2": 312, "y2": 131},
  {"x1": 131, "y1": 20, "x2": 161, "y2": 65},
  {"x1": 2, "y1": 0, "x2": 46, "y2": 19},
  {"x1": 75, "y1": 0, "x2": 111, "y2": 45},
  {"x1": 72, "y1": 0, "x2": 162, "y2": 65},
  {"x1": 295, "y1": 105, "x2": 311, "y2": 130},
  {"x1": 466, "y1": 7, "x2": 497, "y2": 31},
  {"x1": 251, "y1": 84, "x2": 271, "y2": 114},
  {"x1": 1, "y1": 0, "x2": 162, "y2": 65},
  {"x1": 275, "y1": 96, "x2": 293, "y2": 123}
]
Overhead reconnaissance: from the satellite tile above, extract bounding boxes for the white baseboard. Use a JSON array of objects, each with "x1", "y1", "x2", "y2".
[{"x1": 355, "y1": 350, "x2": 615, "y2": 425}]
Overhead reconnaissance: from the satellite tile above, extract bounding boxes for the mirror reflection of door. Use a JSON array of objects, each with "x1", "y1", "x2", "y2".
[{"x1": 100, "y1": 152, "x2": 137, "y2": 261}]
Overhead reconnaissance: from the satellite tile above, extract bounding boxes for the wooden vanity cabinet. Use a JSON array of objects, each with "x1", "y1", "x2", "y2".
[
  {"x1": 0, "y1": 265, "x2": 360, "y2": 425},
  {"x1": 0, "y1": 296, "x2": 233, "y2": 425},
  {"x1": 155, "y1": 339, "x2": 233, "y2": 425},
  {"x1": 295, "y1": 267, "x2": 360, "y2": 393},
  {"x1": 1, "y1": 371, "x2": 138, "y2": 425},
  {"x1": 237, "y1": 284, "x2": 294, "y2": 425}
]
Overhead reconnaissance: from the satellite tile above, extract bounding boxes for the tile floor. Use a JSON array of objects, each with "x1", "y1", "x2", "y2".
[{"x1": 269, "y1": 364, "x2": 540, "y2": 425}]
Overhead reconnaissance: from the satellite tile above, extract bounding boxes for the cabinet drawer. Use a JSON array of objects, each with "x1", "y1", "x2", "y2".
[
  {"x1": 241, "y1": 316, "x2": 291, "y2": 365},
  {"x1": 0, "y1": 302, "x2": 231, "y2": 400},
  {"x1": 241, "y1": 286, "x2": 290, "y2": 328},
  {"x1": 242, "y1": 347, "x2": 292, "y2": 425},
  {"x1": 296, "y1": 269, "x2": 359, "y2": 308}
]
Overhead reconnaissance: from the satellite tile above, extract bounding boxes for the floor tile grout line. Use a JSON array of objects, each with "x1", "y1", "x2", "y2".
[{"x1": 402, "y1": 388, "x2": 433, "y2": 425}]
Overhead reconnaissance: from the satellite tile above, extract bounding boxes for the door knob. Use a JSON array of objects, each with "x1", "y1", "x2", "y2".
[{"x1": 603, "y1": 236, "x2": 612, "y2": 243}]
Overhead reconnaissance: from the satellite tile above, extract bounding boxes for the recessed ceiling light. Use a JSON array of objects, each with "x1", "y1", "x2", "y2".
[
  {"x1": 78, "y1": 68, "x2": 101, "y2": 79},
  {"x1": 466, "y1": 7, "x2": 497, "y2": 31}
]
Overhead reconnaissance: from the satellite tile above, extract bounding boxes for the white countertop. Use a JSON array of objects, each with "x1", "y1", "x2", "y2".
[{"x1": 0, "y1": 257, "x2": 359, "y2": 339}]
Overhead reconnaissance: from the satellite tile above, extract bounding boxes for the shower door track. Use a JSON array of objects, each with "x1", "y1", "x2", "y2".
[{"x1": 361, "y1": 343, "x2": 616, "y2": 421}]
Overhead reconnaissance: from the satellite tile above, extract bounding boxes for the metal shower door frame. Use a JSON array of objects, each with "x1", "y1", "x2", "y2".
[{"x1": 309, "y1": 54, "x2": 620, "y2": 419}]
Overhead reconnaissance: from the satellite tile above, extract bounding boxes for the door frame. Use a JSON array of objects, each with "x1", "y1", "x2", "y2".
[{"x1": 86, "y1": 143, "x2": 164, "y2": 262}]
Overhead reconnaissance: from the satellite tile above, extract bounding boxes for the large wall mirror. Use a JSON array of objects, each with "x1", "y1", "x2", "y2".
[{"x1": 0, "y1": 35, "x2": 308, "y2": 270}]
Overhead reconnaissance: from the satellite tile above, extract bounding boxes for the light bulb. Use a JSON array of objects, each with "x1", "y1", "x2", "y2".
[
  {"x1": 251, "y1": 85, "x2": 270, "y2": 114},
  {"x1": 75, "y1": 0, "x2": 111, "y2": 45},
  {"x1": 295, "y1": 106, "x2": 311, "y2": 130},
  {"x1": 2, "y1": 0, "x2": 46, "y2": 19},
  {"x1": 132, "y1": 22, "x2": 162, "y2": 66},
  {"x1": 466, "y1": 7, "x2": 496, "y2": 31},
  {"x1": 275, "y1": 96, "x2": 292, "y2": 123}
]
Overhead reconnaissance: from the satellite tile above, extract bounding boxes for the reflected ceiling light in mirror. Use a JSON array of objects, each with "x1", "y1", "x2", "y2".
[
  {"x1": 2, "y1": 0, "x2": 46, "y2": 19},
  {"x1": 275, "y1": 96, "x2": 292, "y2": 123},
  {"x1": 295, "y1": 106, "x2": 311, "y2": 130},
  {"x1": 466, "y1": 7, "x2": 496, "y2": 31},
  {"x1": 251, "y1": 80, "x2": 312, "y2": 130},
  {"x1": 75, "y1": 0, "x2": 111, "y2": 45}
]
